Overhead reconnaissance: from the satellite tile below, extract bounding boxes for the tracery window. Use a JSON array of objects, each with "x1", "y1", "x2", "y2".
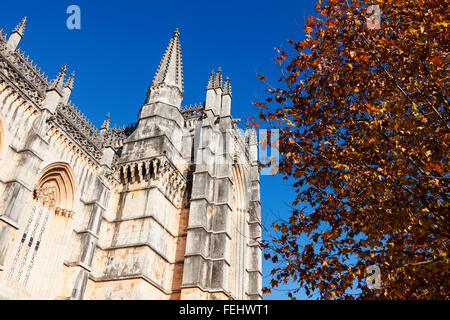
[
  {"x1": 7, "y1": 186, "x2": 56, "y2": 287},
  {"x1": 6, "y1": 163, "x2": 75, "y2": 293}
]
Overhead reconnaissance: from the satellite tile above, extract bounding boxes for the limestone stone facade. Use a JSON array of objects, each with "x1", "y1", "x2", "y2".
[{"x1": 0, "y1": 18, "x2": 262, "y2": 300}]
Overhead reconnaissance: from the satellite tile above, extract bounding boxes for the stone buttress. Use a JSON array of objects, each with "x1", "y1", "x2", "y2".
[{"x1": 0, "y1": 19, "x2": 261, "y2": 300}]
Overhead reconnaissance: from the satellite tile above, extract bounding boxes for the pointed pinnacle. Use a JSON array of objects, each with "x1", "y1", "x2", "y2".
[
  {"x1": 223, "y1": 77, "x2": 232, "y2": 96},
  {"x1": 151, "y1": 29, "x2": 183, "y2": 93},
  {"x1": 101, "y1": 113, "x2": 110, "y2": 130},
  {"x1": 12, "y1": 16, "x2": 27, "y2": 36},
  {"x1": 207, "y1": 69, "x2": 215, "y2": 90},
  {"x1": 214, "y1": 67, "x2": 223, "y2": 89},
  {"x1": 65, "y1": 71, "x2": 75, "y2": 90},
  {"x1": 50, "y1": 64, "x2": 67, "y2": 90}
]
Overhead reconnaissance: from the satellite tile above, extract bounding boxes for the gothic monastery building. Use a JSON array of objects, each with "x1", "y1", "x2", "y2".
[{"x1": 0, "y1": 17, "x2": 262, "y2": 300}]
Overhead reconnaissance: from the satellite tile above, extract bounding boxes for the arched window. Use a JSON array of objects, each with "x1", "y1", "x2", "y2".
[
  {"x1": 229, "y1": 163, "x2": 247, "y2": 299},
  {"x1": 6, "y1": 163, "x2": 75, "y2": 295}
]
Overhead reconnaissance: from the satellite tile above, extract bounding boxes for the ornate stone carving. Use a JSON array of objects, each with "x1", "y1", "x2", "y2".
[
  {"x1": 53, "y1": 104, "x2": 103, "y2": 162},
  {"x1": 118, "y1": 156, "x2": 187, "y2": 205},
  {"x1": 0, "y1": 42, "x2": 49, "y2": 97},
  {"x1": 0, "y1": 51, "x2": 44, "y2": 107},
  {"x1": 102, "y1": 122, "x2": 137, "y2": 149},
  {"x1": 181, "y1": 102, "x2": 206, "y2": 127}
]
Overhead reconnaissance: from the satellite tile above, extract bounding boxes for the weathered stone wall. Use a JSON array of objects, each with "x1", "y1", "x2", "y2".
[
  {"x1": 88, "y1": 182, "x2": 188, "y2": 299},
  {"x1": 0, "y1": 55, "x2": 109, "y2": 299},
  {"x1": 0, "y1": 21, "x2": 261, "y2": 300}
]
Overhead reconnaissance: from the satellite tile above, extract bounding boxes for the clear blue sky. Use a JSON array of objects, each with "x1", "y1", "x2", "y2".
[{"x1": 1, "y1": 0, "x2": 318, "y2": 299}]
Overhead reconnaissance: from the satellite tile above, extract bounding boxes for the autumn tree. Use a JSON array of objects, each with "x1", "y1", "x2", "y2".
[{"x1": 255, "y1": 0, "x2": 449, "y2": 299}]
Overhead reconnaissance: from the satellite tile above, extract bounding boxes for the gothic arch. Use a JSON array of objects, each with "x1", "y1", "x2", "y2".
[
  {"x1": 230, "y1": 163, "x2": 248, "y2": 299},
  {"x1": 6, "y1": 162, "x2": 76, "y2": 294},
  {"x1": 35, "y1": 162, "x2": 76, "y2": 212}
]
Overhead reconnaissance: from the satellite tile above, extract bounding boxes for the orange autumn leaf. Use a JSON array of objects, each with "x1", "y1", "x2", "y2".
[
  {"x1": 428, "y1": 56, "x2": 442, "y2": 65},
  {"x1": 426, "y1": 163, "x2": 443, "y2": 173},
  {"x1": 365, "y1": 103, "x2": 380, "y2": 113},
  {"x1": 257, "y1": 0, "x2": 449, "y2": 301},
  {"x1": 257, "y1": 74, "x2": 268, "y2": 81}
]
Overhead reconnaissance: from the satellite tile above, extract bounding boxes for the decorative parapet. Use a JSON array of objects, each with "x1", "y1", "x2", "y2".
[
  {"x1": 53, "y1": 102, "x2": 103, "y2": 161},
  {"x1": 12, "y1": 47, "x2": 49, "y2": 92},
  {"x1": 181, "y1": 102, "x2": 205, "y2": 118},
  {"x1": 103, "y1": 122, "x2": 137, "y2": 149},
  {"x1": 0, "y1": 48, "x2": 46, "y2": 107},
  {"x1": 53, "y1": 101, "x2": 139, "y2": 163},
  {"x1": 0, "y1": 42, "x2": 49, "y2": 96},
  {"x1": 57, "y1": 102, "x2": 102, "y2": 146},
  {"x1": 117, "y1": 156, "x2": 186, "y2": 206},
  {"x1": 181, "y1": 102, "x2": 205, "y2": 126}
]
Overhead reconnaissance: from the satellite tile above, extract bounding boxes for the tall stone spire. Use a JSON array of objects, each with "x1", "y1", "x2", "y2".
[
  {"x1": 12, "y1": 16, "x2": 27, "y2": 36},
  {"x1": 7, "y1": 16, "x2": 27, "y2": 51},
  {"x1": 151, "y1": 28, "x2": 183, "y2": 93},
  {"x1": 130, "y1": 29, "x2": 186, "y2": 171}
]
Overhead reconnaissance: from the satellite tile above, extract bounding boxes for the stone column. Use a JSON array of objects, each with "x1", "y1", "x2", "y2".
[
  {"x1": 69, "y1": 173, "x2": 110, "y2": 300},
  {"x1": 246, "y1": 163, "x2": 262, "y2": 300},
  {"x1": 181, "y1": 120, "x2": 233, "y2": 299}
]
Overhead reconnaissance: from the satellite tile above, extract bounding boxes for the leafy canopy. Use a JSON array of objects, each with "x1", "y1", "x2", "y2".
[{"x1": 256, "y1": 0, "x2": 449, "y2": 299}]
